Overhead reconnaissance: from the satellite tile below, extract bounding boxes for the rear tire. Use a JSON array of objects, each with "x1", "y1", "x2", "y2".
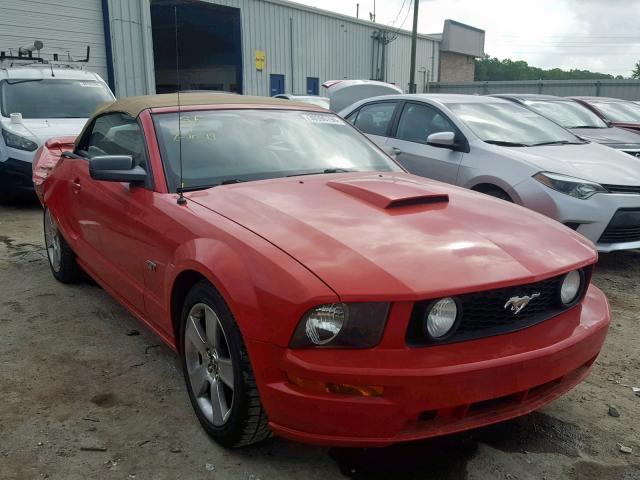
[
  {"x1": 43, "y1": 207, "x2": 83, "y2": 283},
  {"x1": 180, "y1": 280, "x2": 271, "y2": 448}
]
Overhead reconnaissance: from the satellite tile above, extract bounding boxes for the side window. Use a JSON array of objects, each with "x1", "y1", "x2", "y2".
[
  {"x1": 80, "y1": 113, "x2": 147, "y2": 169},
  {"x1": 353, "y1": 102, "x2": 397, "y2": 136},
  {"x1": 396, "y1": 103, "x2": 457, "y2": 144}
]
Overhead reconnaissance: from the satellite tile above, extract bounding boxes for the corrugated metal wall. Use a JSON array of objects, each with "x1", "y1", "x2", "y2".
[
  {"x1": 0, "y1": 0, "x2": 108, "y2": 81},
  {"x1": 429, "y1": 79, "x2": 640, "y2": 100},
  {"x1": 107, "y1": 0, "x2": 155, "y2": 97},
  {"x1": 107, "y1": 0, "x2": 440, "y2": 98}
]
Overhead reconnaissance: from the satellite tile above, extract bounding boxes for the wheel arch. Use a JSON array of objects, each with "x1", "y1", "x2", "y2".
[
  {"x1": 467, "y1": 178, "x2": 522, "y2": 204},
  {"x1": 165, "y1": 236, "x2": 337, "y2": 349},
  {"x1": 170, "y1": 269, "x2": 210, "y2": 348}
]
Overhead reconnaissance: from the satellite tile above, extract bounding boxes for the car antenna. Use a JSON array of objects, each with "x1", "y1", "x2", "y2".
[{"x1": 174, "y1": 5, "x2": 187, "y2": 206}]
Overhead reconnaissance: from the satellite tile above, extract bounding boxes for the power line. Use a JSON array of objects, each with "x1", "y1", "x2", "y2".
[{"x1": 388, "y1": 0, "x2": 408, "y2": 29}]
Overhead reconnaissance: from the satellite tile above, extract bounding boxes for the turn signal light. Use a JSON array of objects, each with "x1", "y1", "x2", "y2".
[{"x1": 286, "y1": 373, "x2": 384, "y2": 397}]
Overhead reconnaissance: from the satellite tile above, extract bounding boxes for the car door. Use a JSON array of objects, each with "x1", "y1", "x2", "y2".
[
  {"x1": 346, "y1": 101, "x2": 399, "y2": 148},
  {"x1": 387, "y1": 101, "x2": 464, "y2": 184},
  {"x1": 73, "y1": 112, "x2": 154, "y2": 315}
]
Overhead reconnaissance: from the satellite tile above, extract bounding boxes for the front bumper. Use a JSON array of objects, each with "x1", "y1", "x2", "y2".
[
  {"x1": 515, "y1": 178, "x2": 640, "y2": 252},
  {"x1": 0, "y1": 158, "x2": 35, "y2": 195},
  {"x1": 248, "y1": 285, "x2": 609, "y2": 447}
]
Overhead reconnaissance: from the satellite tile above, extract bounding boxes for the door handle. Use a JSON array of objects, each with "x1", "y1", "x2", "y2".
[
  {"x1": 392, "y1": 147, "x2": 402, "y2": 155},
  {"x1": 72, "y1": 178, "x2": 81, "y2": 193}
]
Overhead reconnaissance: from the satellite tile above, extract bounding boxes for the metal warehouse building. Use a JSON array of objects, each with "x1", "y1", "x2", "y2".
[{"x1": 0, "y1": 0, "x2": 484, "y2": 98}]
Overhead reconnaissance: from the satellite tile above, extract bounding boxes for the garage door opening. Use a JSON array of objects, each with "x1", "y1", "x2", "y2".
[{"x1": 151, "y1": 0, "x2": 243, "y2": 94}]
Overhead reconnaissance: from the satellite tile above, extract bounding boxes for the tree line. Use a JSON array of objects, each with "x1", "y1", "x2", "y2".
[{"x1": 475, "y1": 55, "x2": 627, "y2": 81}]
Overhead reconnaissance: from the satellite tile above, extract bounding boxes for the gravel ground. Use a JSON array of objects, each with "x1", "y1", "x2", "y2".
[{"x1": 1, "y1": 201, "x2": 639, "y2": 480}]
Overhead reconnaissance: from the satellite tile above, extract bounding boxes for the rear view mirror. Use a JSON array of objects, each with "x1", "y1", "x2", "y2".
[
  {"x1": 427, "y1": 131, "x2": 456, "y2": 148},
  {"x1": 89, "y1": 155, "x2": 147, "y2": 183}
]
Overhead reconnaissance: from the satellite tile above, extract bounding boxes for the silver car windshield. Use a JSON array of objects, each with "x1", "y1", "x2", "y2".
[
  {"x1": 524, "y1": 100, "x2": 607, "y2": 129},
  {"x1": 592, "y1": 101, "x2": 640, "y2": 123},
  {"x1": 447, "y1": 102, "x2": 583, "y2": 147},
  {"x1": 153, "y1": 109, "x2": 401, "y2": 191}
]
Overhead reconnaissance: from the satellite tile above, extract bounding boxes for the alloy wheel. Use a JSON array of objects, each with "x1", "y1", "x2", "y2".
[
  {"x1": 184, "y1": 303, "x2": 235, "y2": 426},
  {"x1": 44, "y1": 209, "x2": 62, "y2": 272}
]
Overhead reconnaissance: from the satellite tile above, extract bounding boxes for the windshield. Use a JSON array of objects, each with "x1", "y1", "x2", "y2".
[
  {"x1": 153, "y1": 109, "x2": 401, "y2": 191},
  {"x1": 447, "y1": 102, "x2": 582, "y2": 146},
  {"x1": 524, "y1": 100, "x2": 607, "y2": 129},
  {"x1": 0, "y1": 79, "x2": 114, "y2": 119},
  {"x1": 592, "y1": 101, "x2": 640, "y2": 123}
]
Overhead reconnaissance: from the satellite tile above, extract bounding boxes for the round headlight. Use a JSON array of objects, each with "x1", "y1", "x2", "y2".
[
  {"x1": 561, "y1": 270, "x2": 582, "y2": 305},
  {"x1": 425, "y1": 297, "x2": 458, "y2": 339},
  {"x1": 304, "y1": 303, "x2": 347, "y2": 345}
]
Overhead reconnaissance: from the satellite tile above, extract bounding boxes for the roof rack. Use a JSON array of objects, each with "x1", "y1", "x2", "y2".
[{"x1": 0, "y1": 41, "x2": 91, "y2": 70}]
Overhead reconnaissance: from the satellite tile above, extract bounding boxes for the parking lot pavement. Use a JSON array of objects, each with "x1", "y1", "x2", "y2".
[{"x1": 1, "y1": 201, "x2": 639, "y2": 480}]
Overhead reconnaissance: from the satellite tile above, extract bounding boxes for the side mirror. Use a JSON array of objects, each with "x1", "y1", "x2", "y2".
[
  {"x1": 89, "y1": 155, "x2": 147, "y2": 183},
  {"x1": 427, "y1": 131, "x2": 457, "y2": 149},
  {"x1": 380, "y1": 145, "x2": 397, "y2": 159}
]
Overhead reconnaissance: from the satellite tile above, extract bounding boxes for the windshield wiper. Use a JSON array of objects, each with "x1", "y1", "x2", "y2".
[
  {"x1": 287, "y1": 168, "x2": 354, "y2": 177},
  {"x1": 7, "y1": 79, "x2": 44, "y2": 85},
  {"x1": 484, "y1": 140, "x2": 528, "y2": 147},
  {"x1": 568, "y1": 125, "x2": 602, "y2": 129},
  {"x1": 177, "y1": 179, "x2": 247, "y2": 192},
  {"x1": 530, "y1": 140, "x2": 584, "y2": 146},
  {"x1": 219, "y1": 178, "x2": 246, "y2": 185},
  {"x1": 178, "y1": 184, "x2": 216, "y2": 193}
]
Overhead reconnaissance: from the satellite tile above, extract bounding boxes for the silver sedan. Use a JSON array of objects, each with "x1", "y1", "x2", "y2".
[{"x1": 339, "y1": 94, "x2": 640, "y2": 252}]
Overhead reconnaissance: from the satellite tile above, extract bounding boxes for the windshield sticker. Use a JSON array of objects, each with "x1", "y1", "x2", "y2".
[
  {"x1": 78, "y1": 82, "x2": 102, "y2": 87},
  {"x1": 173, "y1": 132, "x2": 216, "y2": 142},
  {"x1": 301, "y1": 114, "x2": 344, "y2": 125}
]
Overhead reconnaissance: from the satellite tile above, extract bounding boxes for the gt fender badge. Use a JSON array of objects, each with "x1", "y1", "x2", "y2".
[{"x1": 504, "y1": 293, "x2": 540, "y2": 315}]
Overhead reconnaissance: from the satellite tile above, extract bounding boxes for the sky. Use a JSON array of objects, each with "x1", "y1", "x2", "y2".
[{"x1": 293, "y1": 0, "x2": 640, "y2": 77}]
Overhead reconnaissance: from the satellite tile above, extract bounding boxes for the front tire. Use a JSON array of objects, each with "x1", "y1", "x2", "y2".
[
  {"x1": 180, "y1": 280, "x2": 271, "y2": 448},
  {"x1": 43, "y1": 207, "x2": 83, "y2": 283},
  {"x1": 481, "y1": 188, "x2": 513, "y2": 203}
]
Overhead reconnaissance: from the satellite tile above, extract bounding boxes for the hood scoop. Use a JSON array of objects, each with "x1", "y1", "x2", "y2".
[{"x1": 327, "y1": 176, "x2": 449, "y2": 210}]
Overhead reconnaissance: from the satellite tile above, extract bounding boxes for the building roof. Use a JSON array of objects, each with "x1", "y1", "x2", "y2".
[
  {"x1": 262, "y1": 0, "x2": 442, "y2": 42},
  {"x1": 94, "y1": 92, "x2": 299, "y2": 117}
]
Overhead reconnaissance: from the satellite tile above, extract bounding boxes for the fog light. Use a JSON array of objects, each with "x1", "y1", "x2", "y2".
[
  {"x1": 425, "y1": 297, "x2": 459, "y2": 339},
  {"x1": 561, "y1": 270, "x2": 582, "y2": 304}
]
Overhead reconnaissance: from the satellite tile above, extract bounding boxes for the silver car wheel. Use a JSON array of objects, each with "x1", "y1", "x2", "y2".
[
  {"x1": 184, "y1": 303, "x2": 235, "y2": 426},
  {"x1": 44, "y1": 209, "x2": 62, "y2": 272}
]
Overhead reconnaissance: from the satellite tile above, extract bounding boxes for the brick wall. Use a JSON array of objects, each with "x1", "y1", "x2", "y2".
[{"x1": 438, "y1": 51, "x2": 475, "y2": 82}]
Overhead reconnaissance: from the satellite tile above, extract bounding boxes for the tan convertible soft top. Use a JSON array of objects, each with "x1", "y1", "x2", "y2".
[
  {"x1": 76, "y1": 92, "x2": 320, "y2": 147},
  {"x1": 94, "y1": 92, "x2": 298, "y2": 118}
]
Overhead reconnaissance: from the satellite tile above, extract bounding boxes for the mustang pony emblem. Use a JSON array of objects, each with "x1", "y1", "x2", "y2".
[{"x1": 504, "y1": 293, "x2": 541, "y2": 315}]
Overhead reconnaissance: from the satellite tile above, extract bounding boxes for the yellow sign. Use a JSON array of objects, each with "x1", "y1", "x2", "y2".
[{"x1": 255, "y1": 50, "x2": 265, "y2": 71}]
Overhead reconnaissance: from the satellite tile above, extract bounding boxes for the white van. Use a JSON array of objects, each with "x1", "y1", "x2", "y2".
[{"x1": 1, "y1": 50, "x2": 114, "y2": 201}]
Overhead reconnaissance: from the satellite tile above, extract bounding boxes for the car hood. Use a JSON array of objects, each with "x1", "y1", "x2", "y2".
[
  {"x1": 1, "y1": 118, "x2": 87, "y2": 146},
  {"x1": 498, "y1": 142, "x2": 640, "y2": 185},
  {"x1": 570, "y1": 126, "x2": 640, "y2": 146},
  {"x1": 190, "y1": 173, "x2": 595, "y2": 300}
]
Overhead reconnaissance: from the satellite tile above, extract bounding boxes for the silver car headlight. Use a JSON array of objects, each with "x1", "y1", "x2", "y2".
[{"x1": 533, "y1": 172, "x2": 607, "y2": 199}]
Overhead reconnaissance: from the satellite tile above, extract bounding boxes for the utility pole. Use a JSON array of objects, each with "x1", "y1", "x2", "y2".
[
  {"x1": 408, "y1": 0, "x2": 419, "y2": 93},
  {"x1": 356, "y1": 3, "x2": 359, "y2": 19}
]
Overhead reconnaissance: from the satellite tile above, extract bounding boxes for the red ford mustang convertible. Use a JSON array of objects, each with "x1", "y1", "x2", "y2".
[{"x1": 34, "y1": 93, "x2": 610, "y2": 448}]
